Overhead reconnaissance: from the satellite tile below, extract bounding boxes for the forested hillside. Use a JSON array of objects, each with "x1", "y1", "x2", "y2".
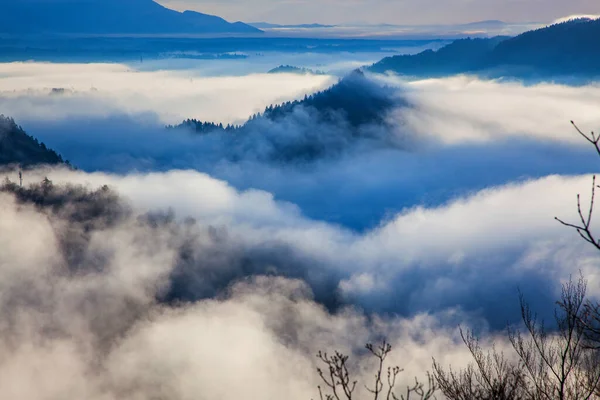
[
  {"x1": 169, "y1": 70, "x2": 401, "y2": 162},
  {"x1": 370, "y1": 36, "x2": 508, "y2": 76},
  {"x1": 0, "y1": 116, "x2": 66, "y2": 167},
  {"x1": 370, "y1": 18, "x2": 600, "y2": 78},
  {"x1": 487, "y1": 18, "x2": 600, "y2": 75}
]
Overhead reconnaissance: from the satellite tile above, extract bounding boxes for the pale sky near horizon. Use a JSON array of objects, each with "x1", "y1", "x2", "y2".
[{"x1": 156, "y1": 0, "x2": 600, "y2": 25}]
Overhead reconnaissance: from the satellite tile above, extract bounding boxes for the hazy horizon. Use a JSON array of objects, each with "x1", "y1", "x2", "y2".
[{"x1": 157, "y1": 0, "x2": 600, "y2": 26}]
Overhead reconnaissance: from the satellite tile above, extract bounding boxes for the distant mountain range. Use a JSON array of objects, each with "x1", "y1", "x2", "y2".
[
  {"x1": 0, "y1": 116, "x2": 66, "y2": 168},
  {"x1": 458, "y1": 20, "x2": 507, "y2": 29},
  {"x1": 249, "y1": 22, "x2": 336, "y2": 29},
  {"x1": 251, "y1": 20, "x2": 505, "y2": 31},
  {"x1": 369, "y1": 18, "x2": 600, "y2": 79},
  {"x1": 0, "y1": 0, "x2": 261, "y2": 35}
]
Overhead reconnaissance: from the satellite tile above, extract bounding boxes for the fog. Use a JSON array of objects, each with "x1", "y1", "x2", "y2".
[
  {"x1": 0, "y1": 172, "x2": 501, "y2": 399},
  {"x1": 389, "y1": 75, "x2": 600, "y2": 145},
  {"x1": 0, "y1": 166, "x2": 597, "y2": 399},
  {"x1": 1, "y1": 59, "x2": 600, "y2": 398},
  {"x1": 0, "y1": 62, "x2": 335, "y2": 125},
  {"x1": 5, "y1": 64, "x2": 600, "y2": 228}
]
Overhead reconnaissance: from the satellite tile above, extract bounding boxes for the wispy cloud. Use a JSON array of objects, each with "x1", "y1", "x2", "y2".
[{"x1": 0, "y1": 62, "x2": 334, "y2": 125}]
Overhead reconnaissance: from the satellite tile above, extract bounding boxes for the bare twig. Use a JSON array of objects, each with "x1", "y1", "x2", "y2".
[
  {"x1": 556, "y1": 176, "x2": 600, "y2": 251},
  {"x1": 571, "y1": 121, "x2": 600, "y2": 158},
  {"x1": 314, "y1": 340, "x2": 436, "y2": 400}
]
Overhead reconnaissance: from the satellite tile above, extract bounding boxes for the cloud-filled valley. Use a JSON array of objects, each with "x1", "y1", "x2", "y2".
[
  {"x1": 1, "y1": 53, "x2": 600, "y2": 399},
  {"x1": 0, "y1": 165, "x2": 599, "y2": 399},
  {"x1": 0, "y1": 62, "x2": 335, "y2": 125},
  {"x1": 4, "y1": 62, "x2": 600, "y2": 228}
]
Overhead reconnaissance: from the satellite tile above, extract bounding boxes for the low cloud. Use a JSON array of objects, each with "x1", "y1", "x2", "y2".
[
  {"x1": 1, "y1": 61, "x2": 600, "y2": 398},
  {"x1": 0, "y1": 166, "x2": 595, "y2": 398},
  {"x1": 382, "y1": 74, "x2": 600, "y2": 145},
  {"x1": 10, "y1": 168, "x2": 600, "y2": 320},
  {"x1": 6, "y1": 71, "x2": 600, "y2": 231},
  {"x1": 0, "y1": 62, "x2": 334, "y2": 125},
  {"x1": 0, "y1": 174, "x2": 509, "y2": 400}
]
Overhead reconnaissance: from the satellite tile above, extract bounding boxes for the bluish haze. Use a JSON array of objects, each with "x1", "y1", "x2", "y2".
[{"x1": 158, "y1": 0, "x2": 599, "y2": 25}]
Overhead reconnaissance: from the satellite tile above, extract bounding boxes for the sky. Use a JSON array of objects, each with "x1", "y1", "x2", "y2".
[{"x1": 156, "y1": 0, "x2": 600, "y2": 25}]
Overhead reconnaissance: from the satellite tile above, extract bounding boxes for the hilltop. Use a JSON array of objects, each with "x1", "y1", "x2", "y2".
[
  {"x1": 268, "y1": 65, "x2": 326, "y2": 75},
  {"x1": 0, "y1": 116, "x2": 67, "y2": 168},
  {"x1": 170, "y1": 71, "x2": 401, "y2": 162}
]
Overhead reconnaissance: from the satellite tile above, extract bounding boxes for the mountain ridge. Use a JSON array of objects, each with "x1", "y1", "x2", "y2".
[
  {"x1": 369, "y1": 18, "x2": 600, "y2": 79},
  {"x1": 0, "y1": 0, "x2": 261, "y2": 35}
]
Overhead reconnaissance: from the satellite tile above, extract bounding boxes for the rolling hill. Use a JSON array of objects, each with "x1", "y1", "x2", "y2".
[
  {"x1": 170, "y1": 70, "x2": 401, "y2": 162},
  {"x1": 370, "y1": 36, "x2": 508, "y2": 76},
  {"x1": 369, "y1": 18, "x2": 600, "y2": 79},
  {"x1": 486, "y1": 17, "x2": 600, "y2": 75},
  {"x1": 0, "y1": 0, "x2": 261, "y2": 35}
]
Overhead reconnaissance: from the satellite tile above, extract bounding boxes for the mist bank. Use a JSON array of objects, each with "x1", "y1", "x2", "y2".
[
  {"x1": 4, "y1": 168, "x2": 599, "y2": 322},
  {"x1": 6, "y1": 66, "x2": 600, "y2": 229},
  {"x1": 0, "y1": 36, "x2": 438, "y2": 65},
  {"x1": 0, "y1": 165, "x2": 597, "y2": 398},
  {"x1": 1, "y1": 52, "x2": 600, "y2": 398},
  {"x1": 0, "y1": 62, "x2": 337, "y2": 125}
]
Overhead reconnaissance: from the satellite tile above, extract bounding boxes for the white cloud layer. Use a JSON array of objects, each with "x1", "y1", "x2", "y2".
[
  {"x1": 0, "y1": 165, "x2": 597, "y2": 399},
  {"x1": 14, "y1": 167, "x2": 600, "y2": 309},
  {"x1": 2, "y1": 58, "x2": 600, "y2": 398},
  {"x1": 384, "y1": 75, "x2": 600, "y2": 145},
  {"x1": 3, "y1": 63, "x2": 600, "y2": 231},
  {"x1": 0, "y1": 62, "x2": 334, "y2": 125},
  {"x1": 4, "y1": 63, "x2": 600, "y2": 148}
]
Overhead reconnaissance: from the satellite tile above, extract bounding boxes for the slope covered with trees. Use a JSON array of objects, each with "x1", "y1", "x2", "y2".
[
  {"x1": 261, "y1": 70, "x2": 397, "y2": 126},
  {"x1": 176, "y1": 70, "x2": 397, "y2": 131},
  {"x1": 370, "y1": 36, "x2": 508, "y2": 76},
  {"x1": 0, "y1": 116, "x2": 66, "y2": 168},
  {"x1": 487, "y1": 18, "x2": 600, "y2": 75},
  {"x1": 170, "y1": 70, "x2": 401, "y2": 162},
  {"x1": 268, "y1": 65, "x2": 326, "y2": 75},
  {"x1": 370, "y1": 18, "x2": 600, "y2": 79}
]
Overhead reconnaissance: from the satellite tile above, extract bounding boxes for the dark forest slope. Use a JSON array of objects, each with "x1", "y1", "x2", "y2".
[
  {"x1": 177, "y1": 70, "x2": 397, "y2": 131},
  {"x1": 0, "y1": 116, "x2": 66, "y2": 168},
  {"x1": 370, "y1": 36, "x2": 508, "y2": 76},
  {"x1": 170, "y1": 71, "x2": 403, "y2": 162},
  {"x1": 486, "y1": 18, "x2": 600, "y2": 75},
  {"x1": 369, "y1": 18, "x2": 600, "y2": 79}
]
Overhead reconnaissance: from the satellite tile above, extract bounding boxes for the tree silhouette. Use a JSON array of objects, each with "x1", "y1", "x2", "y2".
[
  {"x1": 433, "y1": 122, "x2": 600, "y2": 400},
  {"x1": 314, "y1": 340, "x2": 437, "y2": 400}
]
